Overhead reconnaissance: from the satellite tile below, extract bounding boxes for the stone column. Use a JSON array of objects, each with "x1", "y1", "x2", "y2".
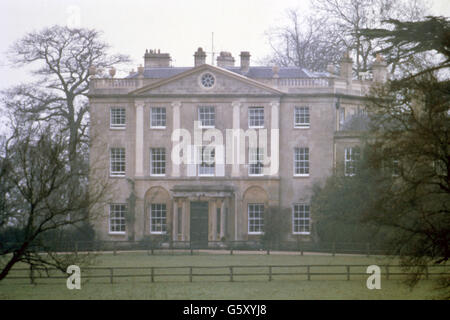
[
  {"x1": 172, "y1": 101, "x2": 181, "y2": 177},
  {"x1": 220, "y1": 199, "x2": 226, "y2": 239},
  {"x1": 135, "y1": 101, "x2": 145, "y2": 176},
  {"x1": 211, "y1": 200, "x2": 217, "y2": 242},
  {"x1": 268, "y1": 101, "x2": 280, "y2": 176},
  {"x1": 181, "y1": 199, "x2": 186, "y2": 241},
  {"x1": 231, "y1": 101, "x2": 241, "y2": 177},
  {"x1": 172, "y1": 200, "x2": 178, "y2": 242}
]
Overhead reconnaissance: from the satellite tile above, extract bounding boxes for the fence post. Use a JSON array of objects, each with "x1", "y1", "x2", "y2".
[
  {"x1": 386, "y1": 265, "x2": 390, "y2": 280},
  {"x1": 268, "y1": 266, "x2": 272, "y2": 281},
  {"x1": 109, "y1": 268, "x2": 114, "y2": 284},
  {"x1": 189, "y1": 267, "x2": 193, "y2": 282},
  {"x1": 229, "y1": 267, "x2": 234, "y2": 282},
  {"x1": 151, "y1": 267, "x2": 154, "y2": 283},
  {"x1": 266, "y1": 248, "x2": 270, "y2": 255},
  {"x1": 113, "y1": 241, "x2": 117, "y2": 256},
  {"x1": 307, "y1": 265, "x2": 311, "y2": 281},
  {"x1": 346, "y1": 266, "x2": 350, "y2": 281}
]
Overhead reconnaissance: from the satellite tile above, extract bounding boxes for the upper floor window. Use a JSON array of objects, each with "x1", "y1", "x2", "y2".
[
  {"x1": 151, "y1": 107, "x2": 166, "y2": 128},
  {"x1": 248, "y1": 203, "x2": 264, "y2": 234},
  {"x1": 150, "y1": 148, "x2": 166, "y2": 176},
  {"x1": 294, "y1": 106, "x2": 310, "y2": 128},
  {"x1": 249, "y1": 147, "x2": 264, "y2": 176},
  {"x1": 294, "y1": 147, "x2": 310, "y2": 176},
  {"x1": 248, "y1": 107, "x2": 264, "y2": 128},
  {"x1": 110, "y1": 148, "x2": 125, "y2": 177},
  {"x1": 109, "y1": 203, "x2": 126, "y2": 234},
  {"x1": 110, "y1": 107, "x2": 126, "y2": 129},
  {"x1": 344, "y1": 147, "x2": 360, "y2": 176},
  {"x1": 198, "y1": 146, "x2": 215, "y2": 176},
  {"x1": 198, "y1": 106, "x2": 215, "y2": 128},
  {"x1": 150, "y1": 203, "x2": 167, "y2": 234},
  {"x1": 292, "y1": 203, "x2": 310, "y2": 234}
]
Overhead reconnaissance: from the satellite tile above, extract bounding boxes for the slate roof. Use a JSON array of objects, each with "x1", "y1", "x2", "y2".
[{"x1": 127, "y1": 66, "x2": 330, "y2": 79}]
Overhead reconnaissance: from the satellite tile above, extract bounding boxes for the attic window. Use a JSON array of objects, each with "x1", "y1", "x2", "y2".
[{"x1": 201, "y1": 73, "x2": 215, "y2": 88}]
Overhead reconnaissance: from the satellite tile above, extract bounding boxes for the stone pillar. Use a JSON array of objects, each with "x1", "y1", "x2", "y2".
[
  {"x1": 220, "y1": 199, "x2": 226, "y2": 239},
  {"x1": 172, "y1": 101, "x2": 181, "y2": 177},
  {"x1": 211, "y1": 200, "x2": 217, "y2": 242},
  {"x1": 268, "y1": 101, "x2": 280, "y2": 176},
  {"x1": 172, "y1": 200, "x2": 178, "y2": 242},
  {"x1": 231, "y1": 101, "x2": 241, "y2": 177},
  {"x1": 135, "y1": 101, "x2": 145, "y2": 176},
  {"x1": 372, "y1": 54, "x2": 387, "y2": 83},
  {"x1": 181, "y1": 199, "x2": 186, "y2": 241}
]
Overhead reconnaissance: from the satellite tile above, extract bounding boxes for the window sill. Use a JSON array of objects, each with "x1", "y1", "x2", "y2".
[
  {"x1": 109, "y1": 232, "x2": 126, "y2": 235},
  {"x1": 293, "y1": 174, "x2": 310, "y2": 178},
  {"x1": 198, "y1": 126, "x2": 216, "y2": 129},
  {"x1": 150, "y1": 126, "x2": 166, "y2": 130},
  {"x1": 110, "y1": 174, "x2": 126, "y2": 178},
  {"x1": 150, "y1": 232, "x2": 167, "y2": 235},
  {"x1": 293, "y1": 232, "x2": 310, "y2": 235},
  {"x1": 150, "y1": 174, "x2": 166, "y2": 177},
  {"x1": 294, "y1": 126, "x2": 310, "y2": 129},
  {"x1": 248, "y1": 126, "x2": 265, "y2": 129},
  {"x1": 248, "y1": 174, "x2": 264, "y2": 177},
  {"x1": 248, "y1": 232, "x2": 264, "y2": 235},
  {"x1": 110, "y1": 126, "x2": 126, "y2": 130}
]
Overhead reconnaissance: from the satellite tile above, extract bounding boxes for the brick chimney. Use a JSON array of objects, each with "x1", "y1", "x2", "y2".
[
  {"x1": 239, "y1": 51, "x2": 250, "y2": 74},
  {"x1": 216, "y1": 51, "x2": 235, "y2": 68},
  {"x1": 194, "y1": 47, "x2": 207, "y2": 67},
  {"x1": 144, "y1": 49, "x2": 171, "y2": 68}
]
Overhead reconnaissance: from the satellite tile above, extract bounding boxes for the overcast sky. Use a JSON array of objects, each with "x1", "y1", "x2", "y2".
[{"x1": 0, "y1": 0, "x2": 449, "y2": 89}]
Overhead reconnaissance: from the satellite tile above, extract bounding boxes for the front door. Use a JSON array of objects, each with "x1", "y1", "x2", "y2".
[{"x1": 190, "y1": 201, "x2": 209, "y2": 247}]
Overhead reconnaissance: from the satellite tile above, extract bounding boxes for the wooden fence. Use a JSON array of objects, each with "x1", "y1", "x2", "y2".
[{"x1": 6, "y1": 264, "x2": 449, "y2": 284}]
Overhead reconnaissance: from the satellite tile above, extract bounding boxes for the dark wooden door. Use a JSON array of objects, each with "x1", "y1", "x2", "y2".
[{"x1": 190, "y1": 201, "x2": 209, "y2": 247}]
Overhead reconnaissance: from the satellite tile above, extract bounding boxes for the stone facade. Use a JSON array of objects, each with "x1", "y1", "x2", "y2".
[{"x1": 88, "y1": 48, "x2": 387, "y2": 245}]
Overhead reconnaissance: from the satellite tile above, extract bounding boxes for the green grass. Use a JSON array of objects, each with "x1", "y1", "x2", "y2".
[{"x1": 0, "y1": 251, "x2": 445, "y2": 299}]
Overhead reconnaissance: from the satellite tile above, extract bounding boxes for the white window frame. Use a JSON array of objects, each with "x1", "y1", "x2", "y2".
[
  {"x1": 150, "y1": 148, "x2": 166, "y2": 176},
  {"x1": 110, "y1": 107, "x2": 126, "y2": 129},
  {"x1": 109, "y1": 203, "x2": 126, "y2": 234},
  {"x1": 150, "y1": 203, "x2": 167, "y2": 234},
  {"x1": 110, "y1": 148, "x2": 126, "y2": 177},
  {"x1": 198, "y1": 106, "x2": 215, "y2": 128},
  {"x1": 294, "y1": 106, "x2": 310, "y2": 128},
  {"x1": 294, "y1": 147, "x2": 310, "y2": 177},
  {"x1": 248, "y1": 203, "x2": 264, "y2": 235},
  {"x1": 248, "y1": 147, "x2": 264, "y2": 176},
  {"x1": 198, "y1": 146, "x2": 215, "y2": 176},
  {"x1": 292, "y1": 203, "x2": 310, "y2": 235},
  {"x1": 248, "y1": 107, "x2": 265, "y2": 128},
  {"x1": 150, "y1": 107, "x2": 167, "y2": 129},
  {"x1": 344, "y1": 147, "x2": 360, "y2": 176}
]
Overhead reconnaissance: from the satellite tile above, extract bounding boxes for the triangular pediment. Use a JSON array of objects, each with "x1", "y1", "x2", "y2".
[{"x1": 129, "y1": 64, "x2": 283, "y2": 96}]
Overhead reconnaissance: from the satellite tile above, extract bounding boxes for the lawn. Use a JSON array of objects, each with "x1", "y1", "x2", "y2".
[{"x1": 0, "y1": 251, "x2": 445, "y2": 299}]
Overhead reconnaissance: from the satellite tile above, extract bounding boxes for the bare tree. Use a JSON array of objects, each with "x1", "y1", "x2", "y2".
[
  {"x1": 1, "y1": 25, "x2": 130, "y2": 173},
  {"x1": 265, "y1": 10, "x2": 342, "y2": 71},
  {"x1": 265, "y1": 0, "x2": 430, "y2": 75}
]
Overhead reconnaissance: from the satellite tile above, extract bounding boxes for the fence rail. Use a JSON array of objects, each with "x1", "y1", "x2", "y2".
[
  {"x1": 1, "y1": 240, "x2": 391, "y2": 257},
  {"x1": 6, "y1": 264, "x2": 449, "y2": 284}
]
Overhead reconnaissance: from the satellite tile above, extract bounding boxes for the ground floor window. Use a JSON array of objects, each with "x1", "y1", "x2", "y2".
[
  {"x1": 150, "y1": 203, "x2": 167, "y2": 234},
  {"x1": 292, "y1": 203, "x2": 310, "y2": 234},
  {"x1": 109, "y1": 203, "x2": 126, "y2": 233},
  {"x1": 248, "y1": 203, "x2": 264, "y2": 234}
]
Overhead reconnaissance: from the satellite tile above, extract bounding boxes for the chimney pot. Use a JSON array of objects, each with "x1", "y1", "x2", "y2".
[{"x1": 194, "y1": 47, "x2": 207, "y2": 67}]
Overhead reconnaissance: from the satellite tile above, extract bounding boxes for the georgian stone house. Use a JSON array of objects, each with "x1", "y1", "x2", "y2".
[{"x1": 88, "y1": 47, "x2": 387, "y2": 245}]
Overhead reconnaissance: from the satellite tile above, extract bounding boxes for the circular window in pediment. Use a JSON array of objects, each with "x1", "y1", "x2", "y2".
[{"x1": 200, "y1": 73, "x2": 215, "y2": 88}]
